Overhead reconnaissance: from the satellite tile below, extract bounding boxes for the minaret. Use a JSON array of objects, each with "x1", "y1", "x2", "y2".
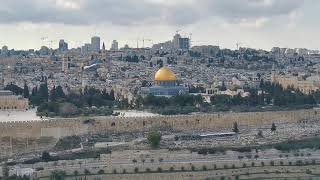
[{"x1": 102, "y1": 42, "x2": 106, "y2": 52}]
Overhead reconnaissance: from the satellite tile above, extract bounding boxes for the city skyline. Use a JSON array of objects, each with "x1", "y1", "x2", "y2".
[{"x1": 0, "y1": 0, "x2": 319, "y2": 50}]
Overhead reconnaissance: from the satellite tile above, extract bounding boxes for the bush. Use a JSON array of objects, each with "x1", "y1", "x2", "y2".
[
  {"x1": 270, "y1": 161, "x2": 275, "y2": 166},
  {"x1": 251, "y1": 162, "x2": 255, "y2": 167},
  {"x1": 306, "y1": 169, "x2": 312, "y2": 174},
  {"x1": 98, "y1": 169, "x2": 104, "y2": 174},
  {"x1": 181, "y1": 166, "x2": 185, "y2": 171},
  {"x1": 157, "y1": 167, "x2": 162, "y2": 172},
  {"x1": 170, "y1": 167, "x2": 174, "y2": 172},
  {"x1": 191, "y1": 165, "x2": 195, "y2": 171},
  {"x1": 242, "y1": 163, "x2": 247, "y2": 168},
  {"x1": 122, "y1": 169, "x2": 126, "y2": 174},
  {"x1": 84, "y1": 169, "x2": 90, "y2": 175},
  {"x1": 50, "y1": 170, "x2": 66, "y2": 180},
  {"x1": 202, "y1": 165, "x2": 207, "y2": 171},
  {"x1": 261, "y1": 162, "x2": 265, "y2": 166},
  {"x1": 41, "y1": 151, "x2": 51, "y2": 162},
  {"x1": 147, "y1": 131, "x2": 162, "y2": 148},
  {"x1": 55, "y1": 136, "x2": 81, "y2": 151},
  {"x1": 146, "y1": 168, "x2": 151, "y2": 173},
  {"x1": 113, "y1": 169, "x2": 117, "y2": 174},
  {"x1": 73, "y1": 170, "x2": 79, "y2": 176},
  {"x1": 134, "y1": 167, "x2": 139, "y2": 173}
]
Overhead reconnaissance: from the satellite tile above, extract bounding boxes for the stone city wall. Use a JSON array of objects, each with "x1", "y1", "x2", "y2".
[
  {"x1": 0, "y1": 109, "x2": 318, "y2": 139},
  {"x1": 0, "y1": 109, "x2": 319, "y2": 157}
]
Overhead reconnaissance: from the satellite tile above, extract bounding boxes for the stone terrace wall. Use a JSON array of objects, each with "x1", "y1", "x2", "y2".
[{"x1": 0, "y1": 109, "x2": 318, "y2": 139}]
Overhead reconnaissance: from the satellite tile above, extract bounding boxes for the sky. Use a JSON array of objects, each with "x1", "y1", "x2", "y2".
[{"x1": 0, "y1": 0, "x2": 319, "y2": 51}]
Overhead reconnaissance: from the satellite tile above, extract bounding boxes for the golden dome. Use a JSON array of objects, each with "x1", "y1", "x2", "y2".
[{"x1": 154, "y1": 67, "x2": 177, "y2": 81}]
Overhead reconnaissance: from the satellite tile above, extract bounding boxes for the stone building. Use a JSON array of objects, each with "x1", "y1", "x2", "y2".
[
  {"x1": 0, "y1": 91, "x2": 28, "y2": 110},
  {"x1": 271, "y1": 71, "x2": 320, "y2": 94}
]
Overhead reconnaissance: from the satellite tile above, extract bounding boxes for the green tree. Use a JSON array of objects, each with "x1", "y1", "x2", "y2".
[
  {"x1": 50, "y1": 170, "x2": 66, "y2": 180},
  {"x1": 271, "y1": 123, "x2": 277, "y2": 132},
  {"x1": 42, "y1": 151, "x2": 51, "y2": 162},
  {"x1": 23, "y1": 83, "x2": 29, "y2": 98},
  {"x1": 232, "y1": 122, "x2": 239, "y2": 133},
  {"x1": 39, "y1": 83, "x2": 49, "y2": 102},
  {"x1": 147, "y1": 131, "x2": 162, "y2": 148}
]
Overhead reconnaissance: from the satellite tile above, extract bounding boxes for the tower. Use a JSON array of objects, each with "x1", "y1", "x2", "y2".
[{"x1": 91, "y1": 36, "x2": 101, "y2": 52}]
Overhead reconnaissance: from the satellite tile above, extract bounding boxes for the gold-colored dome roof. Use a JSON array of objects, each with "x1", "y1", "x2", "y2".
[{"x1": 154, "y1": 67, "x2": 177, "y2": 81}]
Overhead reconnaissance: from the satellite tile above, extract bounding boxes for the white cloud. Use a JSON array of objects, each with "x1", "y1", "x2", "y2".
[{"x1": 0, "y1": 0, "x2": 305, "y2": 26}]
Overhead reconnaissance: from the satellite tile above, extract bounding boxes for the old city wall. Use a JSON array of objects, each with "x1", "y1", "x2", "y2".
[
  {"x1": 0, "y1": 109, "x2": 319, "y2": 139},
  {"x1": 0, "y1": 109, "x2": 318, "y2": 157}
]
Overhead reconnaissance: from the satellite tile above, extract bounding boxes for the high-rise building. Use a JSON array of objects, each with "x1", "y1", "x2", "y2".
[
  {"x1": 59, "y1": 40, "x2": 68, "y2": 52},
  {"x1": 172, "y1": 33, "x2": 190, "y2": 50},
  {"x1": 111, "y1": 40, "x2": 119, "y2": 51},
  {"x1": 91, "y1": 36, "x2": 101, "y2": 52},
  {"x1": 1, "y1": 46, "x2": 8, "y2": 56}
]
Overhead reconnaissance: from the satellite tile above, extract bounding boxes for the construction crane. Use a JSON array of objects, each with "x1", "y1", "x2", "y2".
[
  {"x1": 40, "y1": 37, "x2": 48, "y2": 46},
  {"x1": 142, "y1": 38, "x2": 152, "y2": 48},
  {"x1": 236, "y1": 42, "x2": 243, "y2": 50}
]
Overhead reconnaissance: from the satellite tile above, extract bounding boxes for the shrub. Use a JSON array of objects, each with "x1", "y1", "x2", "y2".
[
  {"x1": 98, "y1": 169, "x2": 104, "y2": 174},
  {"x1": 147, "y1": 131, "x2": 162, "y2": 148},
  {"x1": 41, "y1": 151, "x2": 51, "y2": 162},
  {"x1": 191, "y1": 165, "x2": 195, "y2": 171},
  {"x1": 157, "y1": 167, "x2": 162, "y2": 172},
  {"x1": 181, "y1": 166, "x2": 185, "y2": 171},
  {"x1": 251, "y1": 162, "x2": 255, "y2": 167},
  {"x1": 242, "y1": 163, "x2": 247, "y2": 168},
  {"x1": 170, "y1": 167, "x2": 174, "y2": 172},
  {"x1": 202, "y1": 165, "x2": 207, "y2": 171},
  {"x1": 122, "y1": 169, "x2": 126, "y2": 174},
  {"x1": 270, "y1": 161, "x2": 275, "y2": 166},
  {"x1": 113, "y1": 169, "x2": 117, "y2": 174},
  {"x1": 261, "y1": 162, "x2": 265, "y2": 166},
  {"x1": 146, "y1": 168, "x2": 151, "y2": 173},
  {"x1": 306, "y1": 169, "x2": 312, "y2": 174},
  {"x1": 134, "y1": 167, "x2": 139, "y2": 173},
  {"x1": 73, "y1": 170, "x2": 79, "y2": 176},
  {"x1": 84, "y1": 169, "x2": 90, "y2": 175}
]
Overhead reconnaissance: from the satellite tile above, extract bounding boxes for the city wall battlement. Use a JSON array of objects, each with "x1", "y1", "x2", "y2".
[{"x1": 0, "y1": 109, "x2": 318, "y2": 139}]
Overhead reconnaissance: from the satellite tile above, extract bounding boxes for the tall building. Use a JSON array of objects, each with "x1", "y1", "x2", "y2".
[
  {"x1": 111, "y1": 40, "x2": 119, "y2": 51},
  {"x1": 81, "y1": 43, "x2": 92, "y2": 54},
  {"x1": 173, "y1": 34, "x2": 190, "y2": 50},
  {"x1": 58, "y1": 40, "x2": 68, "y2": 52},
  {"x1": 91, "y1": 36, "x2": 101, "y2": 52}
]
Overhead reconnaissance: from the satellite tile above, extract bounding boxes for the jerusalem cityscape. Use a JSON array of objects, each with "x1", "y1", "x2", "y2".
[{"x1": 1, "y1": 0, "x2": 320, "y2": 180}]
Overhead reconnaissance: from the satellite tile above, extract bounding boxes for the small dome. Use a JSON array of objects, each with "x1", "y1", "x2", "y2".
[{"x1": 154, "y1": 67, "x2": 177, "y2": 81}]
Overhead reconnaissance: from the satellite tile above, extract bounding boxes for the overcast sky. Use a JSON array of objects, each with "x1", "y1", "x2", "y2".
[{"x1": 0, "y1": 0, "x2": 319, "y2": 51}]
